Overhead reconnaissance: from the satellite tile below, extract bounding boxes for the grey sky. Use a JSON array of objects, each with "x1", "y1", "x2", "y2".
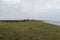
[{"x1": 0, "y1": 0, "x2": 60, "y2": 21}]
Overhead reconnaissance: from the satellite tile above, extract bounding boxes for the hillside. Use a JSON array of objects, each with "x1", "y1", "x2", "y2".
[{"x1": 0, "y1": 20, "x2": 60, "y2": 40}]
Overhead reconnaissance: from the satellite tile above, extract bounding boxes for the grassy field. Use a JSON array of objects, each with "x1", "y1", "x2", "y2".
[{"x1": 0, "y1": 20, "x2": 60, "y2": 40}]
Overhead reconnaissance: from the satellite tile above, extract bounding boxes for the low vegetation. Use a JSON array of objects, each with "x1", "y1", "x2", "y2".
[{"x1": 0, "y1": 20, "x2": 60, "y2": 40}]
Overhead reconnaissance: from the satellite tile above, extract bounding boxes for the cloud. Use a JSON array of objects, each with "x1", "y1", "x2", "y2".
[
  {"x1": 1, "y1": 0, "x2": 21, "y2": 4},
  {"x1": 0, "y1": 0, "x2": 60, "y2": 20}
]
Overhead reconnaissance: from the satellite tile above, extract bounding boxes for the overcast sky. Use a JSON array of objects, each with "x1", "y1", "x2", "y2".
[{"x1": 0, "y1": 0, "x2": 60, "y2": 21}]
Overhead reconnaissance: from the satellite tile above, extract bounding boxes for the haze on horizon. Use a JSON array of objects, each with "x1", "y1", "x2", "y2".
[{"x1": 0, "y1": 0, "x2": 60, "y2": 21}]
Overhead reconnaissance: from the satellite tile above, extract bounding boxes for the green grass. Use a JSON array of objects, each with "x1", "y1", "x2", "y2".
[{"x1": 0, "y1": 20, "x2": 60, "y2": 40}]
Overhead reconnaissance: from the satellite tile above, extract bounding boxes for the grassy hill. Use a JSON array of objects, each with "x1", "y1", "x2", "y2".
[{"x1": 0, "y1": 20, "x2": 60, "y2": 40}]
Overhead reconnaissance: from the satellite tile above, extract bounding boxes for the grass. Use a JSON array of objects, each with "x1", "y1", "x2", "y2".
[{"x1": 0, "y1": 20, "x2": 60, "y2": 40}]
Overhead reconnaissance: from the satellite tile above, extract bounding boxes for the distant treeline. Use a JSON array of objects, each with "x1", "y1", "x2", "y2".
[{"x1": 0, "y1": 19, "x2": 32, "y2": 22}]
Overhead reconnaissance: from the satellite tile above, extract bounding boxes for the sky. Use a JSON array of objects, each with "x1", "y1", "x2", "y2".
[{"x1": 0, "y1": 0, "x2": 60, "y2": 21}]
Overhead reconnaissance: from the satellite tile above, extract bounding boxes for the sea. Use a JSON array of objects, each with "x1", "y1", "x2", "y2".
[{"x1": 43, "y1": 20, "x2": 60, "y2": 26}]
